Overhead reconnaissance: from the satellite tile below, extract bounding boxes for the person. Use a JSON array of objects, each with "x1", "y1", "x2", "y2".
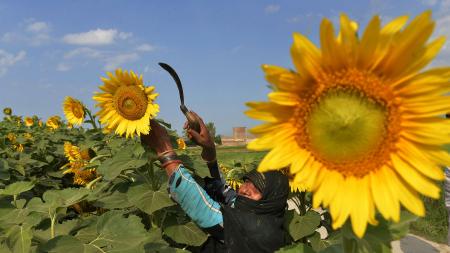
[{"x1": 141, "y1": 112, "x2": 290, "y2": 253}]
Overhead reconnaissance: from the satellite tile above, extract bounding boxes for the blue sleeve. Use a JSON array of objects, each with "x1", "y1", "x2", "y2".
[{"x1": 168, "y1": 165, "x2": 223, "y2": 228}]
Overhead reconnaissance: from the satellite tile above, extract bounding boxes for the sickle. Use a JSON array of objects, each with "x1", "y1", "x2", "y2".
[{"x1": 158, "y1": 62, "x2": 200, "y2": 132}]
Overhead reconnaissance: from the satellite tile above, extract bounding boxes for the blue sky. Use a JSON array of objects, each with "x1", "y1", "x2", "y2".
[{"x1": 1, "y1": 0, "x2": 449, "y2": 135}]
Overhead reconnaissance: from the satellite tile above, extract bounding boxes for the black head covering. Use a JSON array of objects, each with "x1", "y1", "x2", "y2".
[{"x1": 222, "y1": 170, "x2": 289, "y2": 253}]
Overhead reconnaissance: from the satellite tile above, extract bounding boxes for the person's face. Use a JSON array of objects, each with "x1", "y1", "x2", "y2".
[{"x1": 237, "y1": 180, "x2": 263, "y2": 201}]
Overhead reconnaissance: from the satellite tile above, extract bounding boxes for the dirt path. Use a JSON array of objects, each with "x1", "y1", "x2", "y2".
[{"x1": 391, "y1": 234, "x2": 450, "y2": 253}]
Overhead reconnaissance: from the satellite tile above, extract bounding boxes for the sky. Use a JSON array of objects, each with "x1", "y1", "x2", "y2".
[{"x1": 0, "y1": 0, "x2": 449, "y2": 135}]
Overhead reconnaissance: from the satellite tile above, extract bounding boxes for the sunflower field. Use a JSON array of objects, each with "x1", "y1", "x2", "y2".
[{"x1": 1, "y1": 10, "x2": 449, "y2": 253}]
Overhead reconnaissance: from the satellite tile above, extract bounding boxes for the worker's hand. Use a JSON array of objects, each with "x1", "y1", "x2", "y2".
[
  {"x1": 141, "y1": 120, "x2": 173, "y2": 156},
  {"x1": 184, "y1": 112, "x2": 216, "y2": 161}
]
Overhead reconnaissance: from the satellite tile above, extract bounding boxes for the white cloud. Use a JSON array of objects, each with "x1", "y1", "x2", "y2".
[
  {"x1": 64, "y1": 47, "x2": 103, "y2": 59},
  {"x1": 265, "y1": 4, "x2": 280, "y2": 14},
  {"x1": 26, "y1": 21, "x2": 50, "y2": 33},
  {"x1": 136, "y1": 43, "x2": 156, "y2": 52},
  {"x1": 1, "y1": 32, "x2": 21, "y2": 43},
  {"x1": 0, "y1": 50, "x2": 26, "y2": 76},
  {"x1": 62, "y1": 29, "x2": 132, "y2": 46},
  {"x1": 56, "y1": 63, "x2": 70, "y2": 72},
  {"x1": 103, "y1": 53, "x2": 138, "y2": 71},
  {"x1": 118, "y1": 32, "x2": 132, "y2": 40},
  {"x1": 1, "y1": 20, "x2": 51, "y2": 46}
]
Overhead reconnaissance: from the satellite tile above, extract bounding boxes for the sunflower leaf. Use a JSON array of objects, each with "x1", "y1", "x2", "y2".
[
  {"x1": 127, "y1": 181, "x2": 175, "y2": 214},
  {"x1": 163, "y1": 221, "x2": 207, "y2": 246},
  {"x1": 285, "y1": 210, "x2": 321, "y2": 241},
  {"x1": 0, "y1": 181, "x2": 35, "y2": 196}
]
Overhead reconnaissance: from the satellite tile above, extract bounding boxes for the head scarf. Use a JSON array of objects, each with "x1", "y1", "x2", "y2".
[{"x1": 222, "y1": 170, "x2": 289, "y2": 253}]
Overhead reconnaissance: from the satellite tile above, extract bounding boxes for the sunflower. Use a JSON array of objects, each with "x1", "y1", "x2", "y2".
[
  {"x1": 177, "y1": 138, "x2": 187, "y2": 150},
  {"x1": 227, "y1": 179, "x2": 242, "y2": 190},
  {"x1": 63, "y1": 96, "x2": 85, "y2": 126},
  {"x1": 64, "y1": 142, "x2": 83, "y2": 162},
  {"x1": 38, "y1": 120, "x2": 43, "y2": 127},
  {"x1": 6, "y1": 133, "x2": 16, "y2": 143},
  {"x1": 73, "y1": 167, "x2": 97, "y2": 186},
  {"x1": 3, "y1": 107, "x2": 12, "y2": 115},
  {"x1": 282, "y1": 168, "x2": 310, "y2": 193},
  {"x1": 93, "y1": 69, "x2": 159, "y2": 138},
  {"x1": 63, "y1": 161, "x2": 97, "y2": 186},
  {"x1": 14, "y1": 144, "x2": 24, "y2": 153},
  {"x1": 46, "y1": 115, "x2": 61, "y2": 130},
  {"x1": 246, "y1": 11, "x2": 450, "y2": 238},
  {"x1": 24, "y1": 116, "x2": 34, "y2": 127},
  {"x1": 62, "y1": 142, "x2": 97, "y2": 186}
]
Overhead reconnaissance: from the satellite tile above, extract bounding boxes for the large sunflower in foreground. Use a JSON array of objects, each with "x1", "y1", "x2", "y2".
[
  {"x1": 63, "y1": 96, "x2": 85, "y2": 126},
  {"x1": 246, "y1": 11, "x2": 450, "y2": 237},
  {"x1": 93, "y1": 69, "x2": 159, "y2": 138}
]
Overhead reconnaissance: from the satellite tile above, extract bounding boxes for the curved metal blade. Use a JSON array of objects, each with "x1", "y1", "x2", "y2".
[{"x1": 158, "y1": 62, "x2": 185, "y2": 106}]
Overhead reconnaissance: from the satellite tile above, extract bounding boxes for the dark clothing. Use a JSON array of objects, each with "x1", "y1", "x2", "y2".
[{"x1": 202, "y1": 169, "x2": 289, "y2": 253}]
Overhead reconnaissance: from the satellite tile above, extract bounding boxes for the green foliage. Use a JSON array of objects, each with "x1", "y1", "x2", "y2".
[
  {"x1": 0, "y1": 115, "x2": 211, "y2": 252},
  {"x1": 410, "y1": 183, "x2": 448, "y2": 243},
  {"x1": 0, "y1": 113, "x2": 419, "y2": 253}
]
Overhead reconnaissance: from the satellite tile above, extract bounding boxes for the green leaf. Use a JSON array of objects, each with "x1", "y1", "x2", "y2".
[
  {"x1": 34, "y1": 219, "x2": 81, "y2": 242},
  {"x1": 276, "y1": 243, "x2": 316, "y2": 253},
  {"x1": 309, "y1": 232, "x2": 336, "y2": 252},
  {"x1": 39, "y1": 235, "x2": 84, "y2": 253},
  {"x1": 286, "y1": 210, "x2": 321, "y2": 241},
  {"x1": 75, "y1": 210, "x2": 150, "y2": 252},
  {"x1": 97, "y1": 152, "x2": 148, "y2": 180},
  {"x1": 0, "y1": 181, "x2": 35, "y2": 196},
  {"x1": 127, "y1": 182, "x2": 175, "y2": 215},
  {"x1": 388, "y1": 211, "x2": 417, "y2": 240},
  {"x1": 93, "y1": 190, "x2": 134, "y2": 209},
  {"x1": 0, "y1": 160, "x2": 10, "y2": 180},
  {"x1": 163, "y1": 221, "x2": 207, "y2": 246},
  {"x1": 43, "y1": 188, "x2": 89, "y2": 208},
  {"x1": 5, "y1": 224, "x2": 33, "y2": 253}
]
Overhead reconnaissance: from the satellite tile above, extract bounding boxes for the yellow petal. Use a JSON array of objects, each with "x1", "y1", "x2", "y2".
[{"x1": 391, "y1": 154, "x2": 440, "y2": 199}]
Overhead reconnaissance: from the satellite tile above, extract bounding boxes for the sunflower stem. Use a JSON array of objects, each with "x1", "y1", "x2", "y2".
[
  {"x1": 299, "y1": 191, "x2": 306, "y2": 216},
  {"x1": 84, "y1": 108, "x2": 98, "y2": 130}
]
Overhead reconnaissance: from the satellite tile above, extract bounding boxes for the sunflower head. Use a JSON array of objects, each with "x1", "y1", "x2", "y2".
[
  {"x1": 24, "y1": 116, "x2": 34, "y2": 127},
  {"x1": 93, "y1": 69, "x2": 159, "y2": 138},
  {"x1": 14, "y1": 144, "x2": 24, "y2": 153},
  {"x1": 246, "y1": 11, "x2": 449, "y2": 237},
  {"x1": 38, "y1": 120, "x2": 43, "y2": 127},
  {"x1": 3, "y1": 107, "x2": 12, "y2": 115},
  {"x1": 62, "y1": 161, "x2": 97, "y2": 186},
  {"x1": 177, "y1": 138, "x2": 187, "y2": 150},
  {"x1": 73, "y1": 168, "x2": 97, "y2": 186},
  {"x1": 64, "y1": 142, "x2": 82, "y2": 162},
  {"x1": 63, "y1": 96, "x2": 85, "y2": 126},
  {"x1": 46, "y1": 115, "x2": 61, "y2": 130},
  {"x1": 6, "y1": 133, "x2": 16, "y2": 143}
]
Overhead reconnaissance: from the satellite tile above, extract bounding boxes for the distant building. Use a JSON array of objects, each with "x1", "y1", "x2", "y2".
[{"x1": 220, "y1": 127, "x2": 256, "y2": 146}]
